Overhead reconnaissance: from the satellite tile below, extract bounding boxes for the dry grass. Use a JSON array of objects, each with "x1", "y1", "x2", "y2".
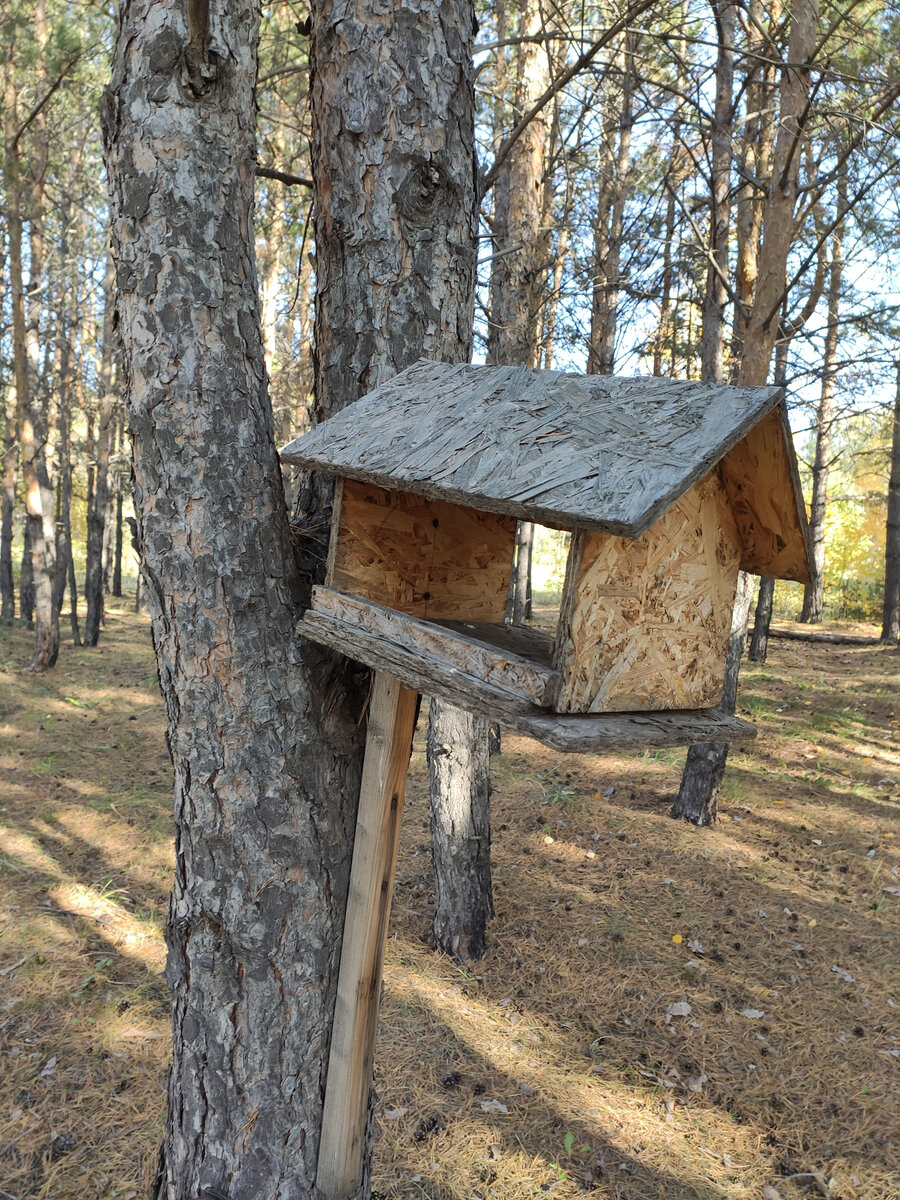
[{"x1": 1, "y1": 607, "x2": 898, "y2": 1200}]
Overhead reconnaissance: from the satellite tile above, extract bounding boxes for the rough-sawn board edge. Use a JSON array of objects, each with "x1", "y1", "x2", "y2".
[{"x1": 297, "y1": 605, "x2": 757, "y2": 752}]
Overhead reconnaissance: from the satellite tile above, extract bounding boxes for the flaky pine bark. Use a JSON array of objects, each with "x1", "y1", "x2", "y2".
[
  {"x1": 104, "y1": 1, "x2": 372, "y2": 1194},
  {"x1": 427, "y1": 697, "x2": 494, "y2": 962},
  {"x1": 800, "y1": 200, "x2": 844, "y2": 622},
  {"x1": 310, "y1": 0, "x2": 481, "y2": 1152},
  {"x1": 882, "y1": 363, "x2": 900, "y2": 642},
  {"x1": 674, "y1": 0, "x2": 819, "y2": 825}
]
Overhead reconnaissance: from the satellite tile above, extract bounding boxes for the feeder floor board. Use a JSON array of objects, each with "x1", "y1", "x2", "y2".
[
  {"x1": 297, "y1": 589, "x2": 756, "y2": 752},
  {"x1": 307, "y1": 586, "x2": 558, "y2": 708}
]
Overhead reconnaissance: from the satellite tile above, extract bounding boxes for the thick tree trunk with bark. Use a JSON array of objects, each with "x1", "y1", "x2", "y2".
[
  {"x1": 427, "y1": 697, "x2": 494, "y2": 962},
  {"x1": 311, "y1": 0, "x2": 481, "y2": 1165},
  {"x1": 104, "y1": 2, "x2": 373, "y2": 1194},
  {"x1": 882, "y1": 364, "x2": 900, "y2": 642}
]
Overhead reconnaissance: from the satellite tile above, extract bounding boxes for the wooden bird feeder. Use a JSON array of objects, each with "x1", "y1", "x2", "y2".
[{"x1": 279, "y1": 359, "x2": 812, "y2": 1199}]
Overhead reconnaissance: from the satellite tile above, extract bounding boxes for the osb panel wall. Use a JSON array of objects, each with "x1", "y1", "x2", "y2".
[
  {"x1": 554, "y1": 470, "x2": 742, "y2": 714},
  {"x1": 327, "y1": 479, "x2": 517, "y2": 621},
  {"x1": 720, "y1": 406, "x2": 811, "y2": 584}
]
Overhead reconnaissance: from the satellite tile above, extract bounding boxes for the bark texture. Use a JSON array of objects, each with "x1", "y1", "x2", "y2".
[
  {"x1": 104, "y1": 2, "x2": 370, "y2": 1194},
  {"x1": 308, "y1": 0, "x2": 481, "y2": 1158},
  {"x1": 428, "y1": 696, "x2": 494, "y2": 962}
]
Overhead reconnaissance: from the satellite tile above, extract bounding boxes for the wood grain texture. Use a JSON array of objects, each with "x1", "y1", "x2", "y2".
[
  {"x1": 308, "y1": 586, "x2": 558, "y2": 707},
  {"x1": 296, "y1": 606, "x2": 756, "y2": 751},
  {"x1": 282, "y1": 358, "x2": 795, "y2": 542},
  {"x1": 720, "y1": 405, "x2": 812, "y2": 583},
  {"x1": 315, "y1": 672, "x2": 419, "y2": 1200},
  {"x1": 554, "y1": 471, "x2": 742, "y2": 713},
  {"x1": 327, "y1": 478, "x2": 516, "y2": 621}
]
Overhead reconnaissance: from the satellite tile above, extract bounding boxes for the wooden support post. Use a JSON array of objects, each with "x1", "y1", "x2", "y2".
[{"x1": 316, "y1": 670, "x2": 419, "y2": 1200}]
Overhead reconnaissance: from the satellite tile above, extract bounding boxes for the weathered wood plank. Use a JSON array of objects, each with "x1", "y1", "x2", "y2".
[
  {"x1": 327, "y1": 478, "x2": 516, "y2": 622},
  {"x1": 281, "y1": 359, "x2": 798, "y2": 549},
  {"x1": 315, "y1": 672, "x2": 419, "y2": 1200},
  {"x1": 554, "y1": 471, "x2": 742, "y2": 713},
  {"x1": 720, "y1": 404, "x2": 813, "y2": 584},
  {"x1": 296, "y1": 607, "x2": 756, "y2": 750},
  {"x1": 308, "y1": 586, "x2": 558, "y2": 707}
]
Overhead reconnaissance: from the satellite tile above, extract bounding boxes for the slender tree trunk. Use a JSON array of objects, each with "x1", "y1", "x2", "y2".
[
  {"x1": 588, "y1": 33, "x2": 636, "y2": 375},
  {"x1": 84, "y1": 260, "x2": 116, "y2": 647},
  {"x1": 748, "y1": 331, "x2": 791, "y2": 661},
  {"x1": 674, "y1": 0, "x2": 819, "y2": 823},
  {"x1": 881, "y1": 362, "x2": 900, "y2": 642},
  {"x1": 113, "y1": 487, "x2": 124, "y2": 597},
  {"x1": 428, "y1": 697, "x2": 494, "y2": 962},
  {"x1": 0, "y1": 383, "x2": 15, "y2": 622},
  {"x1": 19, "y1": 524, "x2": 34, "y2": 624},
  {"x1": 700, "y1": 2, "x2": 735, "y2": 383},
  {"x1": 800, "y1": 195, "x2": 844, "y2": 622},
  {"x1": 748, "y1": 576, "x2": 774, "y2": 661}
]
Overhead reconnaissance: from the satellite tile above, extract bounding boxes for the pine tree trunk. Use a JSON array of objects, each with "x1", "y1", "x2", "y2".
[
  {"x1": 0, "y1": 386, "x2": 15, "y2": 622},
  {"x1": 84, "y1": 261, "x2": 117, "y2": 647},
  {"x1": 800, "y1": 197, "x2": 844, "y2": 623},
  {"x1": 104, "y1": 1, "x2": 373, "y2": 1193},
  {"x1": 748, "y1": 577, "x2": 774, "y2": 661},
  {"x1": 674, "y1": 0, "x2": 819, "y2": 824},
  {"x1": 700, "y1": 2, "x2": 735, "y2": 384},
  {"x1": 5, "y1": 41, "x2": 57, "y2": 667},
  {"x1": 881, "y1": 363, "x2": 900, "y2": 642},
  {"x1": 19, "y1": 523, "x2": 34, "y2": 625},
  {"x1": 588, "y1": 33, "x2": 635, "y2": 375},
  {"x1": 428, "y1": 697, "x2": 494, "y2": 962},
  {"x1": 672, "y1": 572, "x2": 754, "y2": 823}
]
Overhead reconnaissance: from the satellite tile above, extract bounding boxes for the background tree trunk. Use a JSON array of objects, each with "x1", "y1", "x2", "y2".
[
  {"x1": 882, "y1": 363, "x2": 900, "y2": 641},
  {"x1": 748, "y1": 576, "x2": 775, "y2": 661},
  {"x1": 800, "y1": 189, "x2": 844, "y2": 622},
  {"x1": 674, "y1": 0, "x2": 819, "y2": 824},
  {"x1": 428, "y1": 697, "x2": 494, "y2": 962}
]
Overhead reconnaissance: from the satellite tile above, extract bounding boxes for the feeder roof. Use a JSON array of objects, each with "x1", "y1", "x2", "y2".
[{"x1": 281, "y1": 359, "x2": 811, "y2": 581}]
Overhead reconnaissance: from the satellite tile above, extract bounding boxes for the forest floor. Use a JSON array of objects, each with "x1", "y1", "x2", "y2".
[{"x1": 1, "y1": 603, "x2": 898, "y2": 1200}]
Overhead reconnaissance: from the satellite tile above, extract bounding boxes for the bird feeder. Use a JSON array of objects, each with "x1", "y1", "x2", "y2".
[{"x1": 279, "y1": 359, "x2": 812, "y2": 1198}]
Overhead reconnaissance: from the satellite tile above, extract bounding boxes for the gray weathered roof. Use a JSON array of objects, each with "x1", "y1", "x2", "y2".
[{"x1": 280, "y1": 359, "x2": 786, "y2": 537}]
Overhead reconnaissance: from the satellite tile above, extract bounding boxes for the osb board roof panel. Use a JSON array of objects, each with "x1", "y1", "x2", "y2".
[{"x1": 280, "y1": 359, "x2": 786, "y2": 537}]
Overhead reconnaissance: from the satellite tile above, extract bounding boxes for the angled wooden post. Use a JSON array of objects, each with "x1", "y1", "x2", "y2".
[{"x1": 316, "y1": 670, "x2": 419, "y2": 1200}]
